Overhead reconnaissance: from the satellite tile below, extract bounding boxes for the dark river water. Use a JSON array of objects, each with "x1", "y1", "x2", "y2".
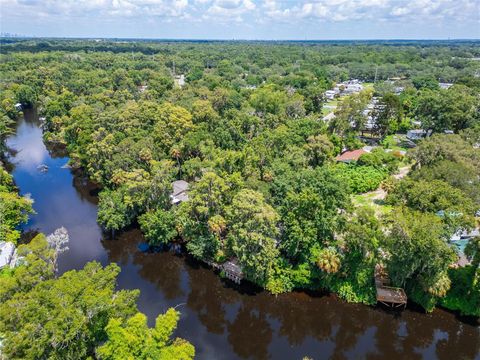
[{"x1": 6, "y1": 110, "x2": 480, "y2": 360}]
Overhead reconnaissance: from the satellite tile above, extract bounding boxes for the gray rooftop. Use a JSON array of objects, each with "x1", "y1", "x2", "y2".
[
  {"x1": 172, "y1": 180, "x2": 189, "y2": 196},
  {"x1": 171, "y1": 180, "x2": 189, "y2": 204},
  {"x1": 222, "y1": 260, "x2": 243, "y2": 276},
  {"x1": 0, "y1": 241, "x2": 15, "y2": 269}
]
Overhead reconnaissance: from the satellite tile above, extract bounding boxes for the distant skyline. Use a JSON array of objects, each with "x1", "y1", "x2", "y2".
[{"x1": 1, "y1": 0, "x2": 479, "y2": 40}]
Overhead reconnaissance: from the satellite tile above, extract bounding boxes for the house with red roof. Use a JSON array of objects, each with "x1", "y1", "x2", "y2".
[{"x1": 335, "y1": 149, "x2": 367, "y2": 163}]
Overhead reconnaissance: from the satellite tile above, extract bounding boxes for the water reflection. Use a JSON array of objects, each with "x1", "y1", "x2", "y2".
[
  {"x1": 6, "y1": 109, "x2": 47, "y2": 173},
  {"x1": 7, "y1": 114, "x2": 108, "y2": 272},
  {"x1": 6, "y1": 110, "x2": 480, "y2": 360}
]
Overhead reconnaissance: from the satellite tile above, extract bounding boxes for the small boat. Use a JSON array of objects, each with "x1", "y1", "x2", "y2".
[{"x1": 37, "y1": 164, "x2": 49, "y2": 172}]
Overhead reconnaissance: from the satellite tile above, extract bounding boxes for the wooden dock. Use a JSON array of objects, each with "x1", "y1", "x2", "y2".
[
  {"x1": 376, "y1": 285, "x2": 407, "y2": 309},
  {"x1": 375, "y1": 264, "x2": 407, "y2": 309}
]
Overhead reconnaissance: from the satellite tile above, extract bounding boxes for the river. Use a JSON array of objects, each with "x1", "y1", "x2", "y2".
[{"x1": 5, "y1": 110, "x2": 480, "y2": 360}]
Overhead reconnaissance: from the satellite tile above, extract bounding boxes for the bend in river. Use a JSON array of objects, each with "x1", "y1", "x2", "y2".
[{"x1": 6, "y1": 110, "x2": 480, "y2": 360}]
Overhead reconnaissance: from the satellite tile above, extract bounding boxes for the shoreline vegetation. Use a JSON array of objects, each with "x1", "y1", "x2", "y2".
[{"x1": 0, "y1": 38, "x2": 479, "y2": 358}]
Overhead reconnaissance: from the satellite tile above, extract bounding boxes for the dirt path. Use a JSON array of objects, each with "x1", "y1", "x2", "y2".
[
  {"x1": 366, "y1": 165, "x2": 411, "y2": 201},
  {"x1": 352, "y1": 165, "x2": 411, "y2": 217},
  {"x1": 393, "y1": 165, "x2": 411, "y2": 180}
]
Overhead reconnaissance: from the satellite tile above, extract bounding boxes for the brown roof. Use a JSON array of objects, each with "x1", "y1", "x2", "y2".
[{"x1": 335, "y1": 149, "x2": 367, "y2": 162}]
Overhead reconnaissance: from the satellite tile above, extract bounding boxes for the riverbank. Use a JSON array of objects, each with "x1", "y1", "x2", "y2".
[{"x1": 3, "y1": 109, "x2": 478, "y2": 359}]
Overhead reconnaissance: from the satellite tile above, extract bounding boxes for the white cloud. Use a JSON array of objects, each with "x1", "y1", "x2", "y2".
[
  {"x1": 205, "y1": 0, "x2": 256, "y2": 20},
  {"x1": 1, "y1": 0, "x2": 478, "y2": 27},
  {"x1": 390, "y1": 7, "x2": 410, "y2": 16},
  {"x1": 257, "y1": 0, "x2": 479, "y2": 24},
  {"x1": 1, "y1": 0, "x2": 191, "y2": 18}
]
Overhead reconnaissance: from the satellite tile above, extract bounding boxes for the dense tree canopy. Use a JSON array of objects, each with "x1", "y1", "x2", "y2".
[
  {"x1": 415, "y1": 86, "x2": 479, "y2": 133},
  {"x1": 384, "y1": 209, "x2": 456, "y2": 310},
  {"x1": 0, "y1": 166, "x2": 33, "y2": 243},
  {"x1": 0, "y1": 234, "x2": 193, "y2": 359},
  {"x1": 1, "y1": 39, "x2": 479, "y2": 317},
  {"x1": 97, "y1": 310, "x2": 195, "y2": 360}
]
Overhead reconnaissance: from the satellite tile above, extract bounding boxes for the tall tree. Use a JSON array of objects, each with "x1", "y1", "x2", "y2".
[
  {"x1": 303, "y1": 134, "x2": 334, "y2": 167},
  {"x1": 139, "y1": 208, "x2": 177, "y2": 246},
  {"x1": 415, "y1": 86, "x2": 479, "y2": 133},
  {"x1": 330, "y1": 91, "x2": 371, "y2": 138},
  {"x1": 154, "y1": 102, "x2": 195, "y2": 152},
  {"x1": 372, "y1": 93, "x2": 403, "y2": 137},
  {"x1": 274, "y1": 167, "x2": 351, "y2": 263},
  {"x1": 97, "y1": 188, "x2": 132, "y2": 237},
  {"x1": 385, "y1": 208, "x2": 456, "y2": 311},
  {"x1": 0, "y1": 261, "x2": 139, "y2": 359},
  {"x1": 227, "y1": 189, "x2": 280, "y2": 285},
  {"x1": 97, "y1": 309, "x2": 195, "y2": 360}
]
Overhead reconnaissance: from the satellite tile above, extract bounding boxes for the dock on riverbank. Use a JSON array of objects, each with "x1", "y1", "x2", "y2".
[{"x1": 375, "y1": 264, "x2": 407, "y2": 309}]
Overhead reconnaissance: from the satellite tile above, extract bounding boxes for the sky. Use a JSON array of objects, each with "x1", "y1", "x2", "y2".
[{"x1": 0, "y1": 0, "x2": 479, "y2": 40}]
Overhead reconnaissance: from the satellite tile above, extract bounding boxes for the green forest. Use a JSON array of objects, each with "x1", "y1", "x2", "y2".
[{"x1": 0, "y1": 39, "x2": 479, "y2": 358}]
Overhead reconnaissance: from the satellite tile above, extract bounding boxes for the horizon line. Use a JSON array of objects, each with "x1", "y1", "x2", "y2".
[{"x1": 1, "y1": 35, "x2": 480, "y2": 42}]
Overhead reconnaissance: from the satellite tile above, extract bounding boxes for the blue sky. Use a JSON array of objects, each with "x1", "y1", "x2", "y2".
[{"x1": 1, "y1": 0, "x2": 479, "y2": 40}]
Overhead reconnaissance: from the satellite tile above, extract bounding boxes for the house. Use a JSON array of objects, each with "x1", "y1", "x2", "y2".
[
  {"x1": 343, "y1": 83, "x2": 363, "y2": 94},
  {"x1": 325, "y1": 90, "x2": 338, "y2": 100},
  {"x1": 406, "y1": 129, "x2": 426, "y2": 141},
  {"x1": 450, "y1": 228, "x2": 479, "y2": 242},
  {"x1": 0, "y1": 241, "x2": 15, "y2": 269},
  {"x1": 439, "y1": 82, "x2": 453, "y2": 90},
  {"x1": 222, "y1": 259, "x2": 244, "y2": 284},
  {"x1": 337, "y1": 80, "x2": 364, "y2": 95},
  {"x1": 449, "y1": 228, "x2": 478, "y2": 266},
  {"x1": 335, "y1": 149, "x2": 367, "y2": 163},
  {"x1": 171, "y1": 180, "x2": 189, "y2": 204},
  {"x1": 364, "y1": 117, "x2": 375, "y2": 130},
  {"x1": 174, "y1": 74, "x2": 186, "y2": 88}
]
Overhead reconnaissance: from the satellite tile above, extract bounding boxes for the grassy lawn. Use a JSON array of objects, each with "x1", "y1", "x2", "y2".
[
  {"x1": 352, "y1": 192, "x2": 393, "y2": 216},
  {"x1": 325, "y1": 98, "x2": 339, "y2": 107},
  {"x1": 321, "y1": 98, "x2": 340, "y2": 116},
  {"x1": 363, "y1": 82, "x2": 375, "y2": 90},
  {"x1": 381, "y1": 134, "x2": 410, "y2": 152}
]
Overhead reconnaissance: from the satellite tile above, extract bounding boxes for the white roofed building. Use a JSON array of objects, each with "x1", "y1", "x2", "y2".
[
  {"x1": 0, "y1": 242, "x2": 15, "y2": 269},
  {"x1": 439, "y1": 82, "x2": 453, "y2": 89}
]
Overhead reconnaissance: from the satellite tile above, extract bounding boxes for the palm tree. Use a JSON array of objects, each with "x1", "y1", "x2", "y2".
[
  {"x1": 317, "y1": 248, "x2": 341, "y2": 274},
  {"x1": 427, "y1": 272, "x2": 451, "y2": 297},
  {"x1": 170, "y1": 147, "x2": 182, "y2": 177}
]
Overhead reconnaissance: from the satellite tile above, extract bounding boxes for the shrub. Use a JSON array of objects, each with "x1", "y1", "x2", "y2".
[
  {"x1": 441, "y1": 266, "x2": 480, "y2": 317},
  {"x1": 337, "y1": 164, "x2": 388, "y2": 194}
]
